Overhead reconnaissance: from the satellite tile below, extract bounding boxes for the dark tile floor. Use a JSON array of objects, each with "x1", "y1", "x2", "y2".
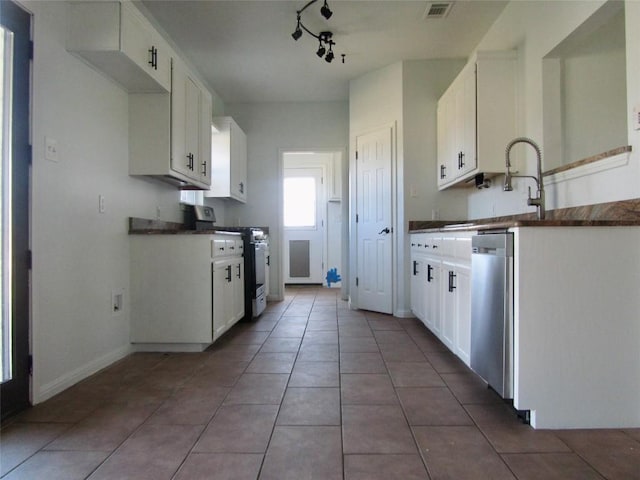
[{"x1": 1, "y1": 286, "x2": 639, "y2": 479}]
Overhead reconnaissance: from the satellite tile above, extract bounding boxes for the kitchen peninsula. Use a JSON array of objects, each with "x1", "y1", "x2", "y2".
[{"x1": 409, "y1": 199, "x2": 640, "y2": 429}]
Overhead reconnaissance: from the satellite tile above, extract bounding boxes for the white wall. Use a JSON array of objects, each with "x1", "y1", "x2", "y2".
[
  {"x1": 223, "y1": 102, "x2": 349, "y2": 301},
  {"x1": 26, "y1": 0, "x2": 191, "y2": 403},
  {"x1": 349, "y1": 63, "x2": 402, "y2": 312},
  {"x1": 466, "y1": 0, "x2": 640, "y2": 219}
]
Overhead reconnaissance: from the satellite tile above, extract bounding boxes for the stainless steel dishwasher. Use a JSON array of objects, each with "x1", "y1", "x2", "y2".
[{"x1": 470, "y1": 232, "x2": 514, "y2": 399}]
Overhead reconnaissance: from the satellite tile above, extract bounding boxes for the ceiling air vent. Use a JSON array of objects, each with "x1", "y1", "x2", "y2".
[{"x1": 423, "y1": 2, "x2": 453, "y2": 19}]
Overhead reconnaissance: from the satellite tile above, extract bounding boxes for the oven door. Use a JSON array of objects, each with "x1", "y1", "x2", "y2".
[{"x1": 254, "y1": 242, "x2": 267, "y2": 297}]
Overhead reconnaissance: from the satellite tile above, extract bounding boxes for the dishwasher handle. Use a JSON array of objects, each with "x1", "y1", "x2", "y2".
[{"x1": 472, "y1": 233, "x2": 513, "y2": 257}]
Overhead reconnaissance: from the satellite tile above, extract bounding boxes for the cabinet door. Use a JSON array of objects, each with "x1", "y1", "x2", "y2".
[
  {"x1": 440, "y1": 263, "x2": 457, "y2": 351},
  {"x1": 171, "y1": 60, "x2": 203, "y2": 181},
  {"x1": 230, "y1": 121, "x2": 247, "y2": 201},
  {"x1": 120, "y1": 3, "x2": 172, "y2": 92},
  {"x1": 233, "y1": 259, "x2": 245, "y2": 322},
  {"x1": 410, "y1": 256, "x2": 426, "y2": 321},
  {"x1": 120, "y1": 3, "x2": 153, "y2": 74},
  {"x1": 184, "y1": 76, "x2": 201, "y2": 178},
  {"x1": 198, "y1": 91, "x2": 212, "y2": 185},
  {"x1": 171, "y1": 62, "x2": 192, "y2": 178},
  {"x1": 424, "y1": 258, "x2": 441, "y2": 335},
  {"x1": 437, "y1": 94, "x2": 455, "y2": 187},
  {"x1": 454, "y1": 264, "x2": 472, "y2": 366},
  {"x1": 460, "y1": 68, "x2": 477, "y2": 177},
  {"x1": 213, "y1": 259, "x2": 235, "y2": 338}
]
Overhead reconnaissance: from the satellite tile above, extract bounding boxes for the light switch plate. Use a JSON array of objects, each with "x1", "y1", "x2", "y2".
[{"x1": 45, "y1": 137, "x2": 58, "y2": 162}]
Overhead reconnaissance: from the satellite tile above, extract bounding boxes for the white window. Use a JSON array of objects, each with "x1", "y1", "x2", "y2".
[{"x1": 284, "y1": 177, "x2": 316, "y2": 228}]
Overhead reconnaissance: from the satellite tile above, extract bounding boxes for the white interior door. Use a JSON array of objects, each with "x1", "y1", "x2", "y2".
[
  {"x1": 283, "y1": 167, "x2": 325, "y2": 284},
  {"x1": 356, "y1": 127, "x2": 393, "y2": 314}
]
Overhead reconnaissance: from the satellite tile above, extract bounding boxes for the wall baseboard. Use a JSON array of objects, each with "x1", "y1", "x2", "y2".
[
  {"x1": 394, "y1": 308, "x2": 414, "y2": 318},
  {"x1": 34, "y1": 344, "x2": 133, "y2": 404}
]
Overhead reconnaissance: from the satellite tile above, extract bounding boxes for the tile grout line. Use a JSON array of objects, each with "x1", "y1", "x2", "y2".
[{"x1": 255, "y1": 286, "x2": 313, "y2": 479}]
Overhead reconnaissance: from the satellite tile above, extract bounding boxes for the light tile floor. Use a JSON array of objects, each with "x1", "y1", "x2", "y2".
[{"x1": 1, "y1": 286, "x2": 639, "y2": 479}]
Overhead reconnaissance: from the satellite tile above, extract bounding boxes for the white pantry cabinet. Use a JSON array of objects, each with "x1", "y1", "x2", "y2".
[
  {"x1": 130, "y1": 233, "x2": 244, "y2": 351},
  {"x1": 67, "y1": 1, "x2": 171, "y2": 92},
  {"x1": 437, "y1": 51, "x2": 517, "y2": 189},
  {"x1": 205, "y1": 117, "x2": 248, "y2": 202}
]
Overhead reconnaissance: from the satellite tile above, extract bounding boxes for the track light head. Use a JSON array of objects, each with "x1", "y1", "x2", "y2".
[
  {"x1": 316, "y1": 43, "x2": 326, "y2": 58},
  {"x1": 320, "y1": 0, "x2": 332, "y2": 19},
  {"x1": 325, "y1": 49, "x2": 334, "y2": 63},
  {"x1": 292, "y1": 15, "x2": 302, "y2": 40}
]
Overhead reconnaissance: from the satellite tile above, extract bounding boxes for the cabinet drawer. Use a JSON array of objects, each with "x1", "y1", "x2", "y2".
[
  {"x1": 455, "y1": 235, "x2": 473, "y2": 261},
  {"x1": 440, "y1": 237, "x2": 456, "y2": 258},
  {"x1": 212, "y1": 238, "x2": 227, "y2": 257}
]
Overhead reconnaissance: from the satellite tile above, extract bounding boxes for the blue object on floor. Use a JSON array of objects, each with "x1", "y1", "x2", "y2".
[{"x1": 326, "y1": 268, "x2": 341, "y2": 286}]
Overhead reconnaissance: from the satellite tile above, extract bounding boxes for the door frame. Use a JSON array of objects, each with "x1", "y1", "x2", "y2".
[
  {"x1": 278, "y1": 147, "x2": 347, "y2": 300},
  {"x1": 1, "y1": 0, "x2": 33, "y2": 420},
  {"x1": 349, "y1": 122, "x2": 398, "y2": 314},
  {"x1": 282, "y1": 165, "x2": 326, "y2": 285}
]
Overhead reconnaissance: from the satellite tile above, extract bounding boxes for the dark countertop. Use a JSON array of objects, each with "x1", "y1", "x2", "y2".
[
  {"x1": 409, "y1": 198, "x2": 640, "y2": 233},
  {"x1": 409, "y1": 219, "x2": 640, "y2": 234},
  {"x1": 128, "y1": 217, "x2": 268, "y2": 235}
]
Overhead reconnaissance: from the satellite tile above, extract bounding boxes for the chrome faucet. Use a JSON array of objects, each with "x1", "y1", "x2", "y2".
[{"x1": 504, "y1": 137, "x2": 545, "y2": 220}]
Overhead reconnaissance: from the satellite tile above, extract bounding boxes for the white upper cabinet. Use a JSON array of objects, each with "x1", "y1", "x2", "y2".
[
  {"x1": 437, "y1": 51, "x2": 517, "y2": 189},
  {"x1": 128, "y1": 59, "x2": 212, "y2": 189},
  {"x1": 170, "y1": 58, "x2": 212, "y2": 186},
  {"x1": 205, "y1": 117, "x2": 248, "y2": 203},
  {"x1": 67, "y1": 1, "x2": 171, "y2": 92}
]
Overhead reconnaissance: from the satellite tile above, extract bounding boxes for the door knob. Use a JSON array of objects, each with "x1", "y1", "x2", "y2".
[{"x1": 378, "y1": 227, "x2": 390, "y2": 235}]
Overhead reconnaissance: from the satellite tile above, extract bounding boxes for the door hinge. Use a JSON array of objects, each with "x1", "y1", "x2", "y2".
[
  {"x1": 356, "y1": 214, "x2": 359, "y2": 223},
  {"x1": 321, "y1": 176, "x2": 324, "y2": 185},
  {"x1": 28, "y1": 354, "x2": 33, "y2": 375},
  {"x1": 26, "y1": 250, "x2": 32, "y2": 270},
  {"x1": 356, "y1": 277, "x2": 359, "y2": 287},
  {"x1": 355, "y1": 151, "x2": 358, "y2": 160}
]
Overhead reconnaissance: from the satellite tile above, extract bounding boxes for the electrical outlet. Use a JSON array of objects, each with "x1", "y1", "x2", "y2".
[
  {"x1": 45, "y1": 137, "x2": 58, "y2": 162},
  {"x1": 98, "y1": 195, "x2": 105, "y2": 214},
  {"x1": 156, "y1": 206, "x2": 161, "y2": 219},
  {"x1": 111, "y1": 291, "x2": 123, "y2": 315}
]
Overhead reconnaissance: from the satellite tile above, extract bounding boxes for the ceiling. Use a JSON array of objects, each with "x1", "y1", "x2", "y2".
[{"x1": 141, "y1": 0, "x2": 508, "y2": 104}]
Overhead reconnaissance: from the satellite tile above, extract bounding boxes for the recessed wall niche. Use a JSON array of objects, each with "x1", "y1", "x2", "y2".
[{"x1": 542, "y1": 1, "x2": 627, "y2": 171}]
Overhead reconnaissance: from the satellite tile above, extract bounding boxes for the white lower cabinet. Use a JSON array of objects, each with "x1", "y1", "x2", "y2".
[
  {"x1": 212, "y1": 237, "x2": 245, "y2": 339},
  {"x1": 410, "y1": 231, "x2": 473, "y2": 365},
  {"x1": 130, "y1": 233, "x2": 244, "y2": 351}
]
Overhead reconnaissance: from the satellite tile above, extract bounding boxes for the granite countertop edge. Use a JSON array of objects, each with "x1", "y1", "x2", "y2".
[
  {"x1": 409, "y1": 219, "x2": 640, "y2": 233},
  {"x1": 127, "y1": 217, "x2": 268, "y2": 235}
]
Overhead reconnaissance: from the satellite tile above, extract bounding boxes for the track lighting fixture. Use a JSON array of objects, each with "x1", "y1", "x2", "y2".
[{"x1": 291, "y1": 0, "x2": 344, "y2": 64}]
